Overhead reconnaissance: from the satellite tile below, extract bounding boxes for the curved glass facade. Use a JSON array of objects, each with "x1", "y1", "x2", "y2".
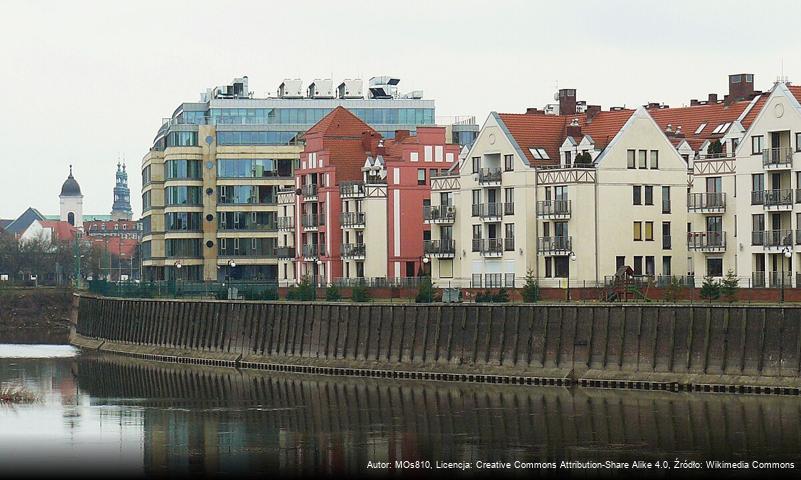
[
  {"x1": 166, "y1": 160, "x2": 202, "y2": 179},
  {"x1": 217, "y1": 159, "x2": 293, "y2": 178}
]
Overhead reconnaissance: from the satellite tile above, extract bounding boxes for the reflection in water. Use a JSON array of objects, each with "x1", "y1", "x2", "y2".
[{"x1": 1, "y1": 345, "x2": 801, "y2": 476}]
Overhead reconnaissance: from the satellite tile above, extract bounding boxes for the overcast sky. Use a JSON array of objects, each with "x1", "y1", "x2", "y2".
[{"x1": 2, "y1": 0, "x2": 800, "y2": 219}]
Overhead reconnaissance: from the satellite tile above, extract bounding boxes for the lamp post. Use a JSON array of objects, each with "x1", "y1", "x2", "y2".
[
  {"x1": 566, "y1": 251, "x2": 577, "y2": 302},
  {"x1": 316, "y1": 259, "x2": 323, "y2": 299},
  {"x1": 781, "y1": 245, "x2": 792, "y2": 303},
  {"x1": 174, "y1": 260, "x2": 182, "y2": 295}
]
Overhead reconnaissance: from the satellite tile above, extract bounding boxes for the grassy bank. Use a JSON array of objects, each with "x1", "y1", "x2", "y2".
[{"x1": 0, "y1": 287, "x2": 72, "y2": 343}]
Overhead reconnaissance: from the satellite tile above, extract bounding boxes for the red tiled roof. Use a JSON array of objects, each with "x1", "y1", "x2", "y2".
[
  {"x1": 40, "y1": 220, "x2": 79, "y2": 242},
  {"x1": 303, "y1": 106, "x2": 380, "y2": 182},
  {"x1": 648, "y1": 99, "x2": 761, "y2": 151},
  {"x1": 88, "y1": 237, "x2": 138, "y2": 257},
  {"x1": 787, "y1": 85, "x2": 801, "y2": 104},
  {"x1": 497, "y1": 109, "x2": 634, "y2": 164},
  {"x1": 740, "y1": 94, "x2": 769, "y2": 130},
  {"x1": 305, "y1": 106, "x2": 376, "y2": 138}
]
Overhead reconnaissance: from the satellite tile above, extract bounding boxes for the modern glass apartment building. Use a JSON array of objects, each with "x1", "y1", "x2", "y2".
[{"x1": 141, "y1": 76, "x2": 450, "y2": 283}]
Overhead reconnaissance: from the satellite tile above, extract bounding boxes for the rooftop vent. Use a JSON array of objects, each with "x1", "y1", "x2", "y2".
[
  {"x1": 307, "y1": 79, "x2": 335, "y2": 99},
  {"x1": 337, "y1": 79, "x2": 364, "y2": 99},
  {"x1": 278, "y1": 79, "x2": 304, "y2": 99}
]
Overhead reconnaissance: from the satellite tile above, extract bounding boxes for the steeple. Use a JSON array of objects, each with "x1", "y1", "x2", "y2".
[{"x1": 111, "y1": 159, "x2": 133, "y2": 220}]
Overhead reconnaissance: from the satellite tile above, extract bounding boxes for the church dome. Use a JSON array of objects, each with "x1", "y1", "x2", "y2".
[{"x1": 60, "y1": 166, "x2": 82, "y2": 196}]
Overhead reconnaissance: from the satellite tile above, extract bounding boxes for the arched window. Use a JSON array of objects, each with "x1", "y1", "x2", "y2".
[{"x1": 67, "y1": 212, "x2": 75, "y2": 226}]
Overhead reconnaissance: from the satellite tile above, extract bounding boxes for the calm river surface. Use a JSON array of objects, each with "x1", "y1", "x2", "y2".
[{"x1": 2, "y1": 344, "x2": 801, "y2": 477}]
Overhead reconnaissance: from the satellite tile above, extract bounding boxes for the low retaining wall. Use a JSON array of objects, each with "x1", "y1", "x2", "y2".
[{"x1": 71, "y1": 294, "x2": 801, "y2": 393}]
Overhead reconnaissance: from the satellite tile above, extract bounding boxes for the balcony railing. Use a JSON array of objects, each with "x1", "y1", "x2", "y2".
[
  {"x1": 478, "y1": 167, "x2": 502, "y2": 184},
  {"x1": 479, "y1": 238, "x2": 504, "y2": 255},
  {"x1": 751, "y1": 190, "x2": 764, "y2": 205},
  {"x1": 424, "y1": 239, "x2": 455, "y2": 256},
  {"x1": 301, "y1": 244, "x2": 325, "y2": 258},
  {"x1": 301, "y1": 213, "x2": 324, "y2": 229},
  {"x1": 752, "y1": 230, "x2": 764, "y2": 246},
  {"x1": 687, "y1": 231, "x2": 726, "y2": 251},
  {"x1": 687, "y1": 192, "x2": 725, "y2": 211},
  {"x1": 504, "y1": 237, "x2": 515, "y2": 251},
  {"x1": 752, "y1": 271, "x2": 766, "y2": 288},
  {"x1": 340, "y1": 211, "x2": 366, "y2": 228},
  {"x1": 301, "y1": 184, "x2": 318, "y2": 198},
  {"x1": 764, "y1": 229, "x2": 793, "y2": 248},
  {"x1": 662, "y1": 235, "x2": 671, "y2": 249},
  {"x1": 537, "y1": 236, "x2": 572, "y2": 254},
  {"x1": 332, "y1": 277, "x2": 426, "y2": 288},
  {"x1": 769, "y1": 271, "x2": 793, "y2": 288},
  {"x1": 536, "y1": 200, "x2": 571, "y2": 218},
  {"x1": 479, "y1": 203, "x2": 503, "y2": 219},
  {"x1": 762, "y1": 147, "x2": 793, "y2": 168},
  {"x1": 276, "y1": 246, "x2": 295, "y2": 259},
  {"x1": 339, "y1": 181, "x2": 365, "y2": 198},
  {"x1": 423, "y1": 205, "x2": 455, "y2": 223},
  {"x1": 764, "y1": 189, "x2": 793, "y2": 207},
  {"x1": 340, "y1": 243, "x2": 366, "y2": 258},
  {"x1": 277, "y1": 216, "x2": 294, "y2": 231}
]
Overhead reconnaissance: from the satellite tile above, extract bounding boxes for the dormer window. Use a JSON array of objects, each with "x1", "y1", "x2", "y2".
[
  {"x1": 529, "y1": 148, "x2": 550, "y2": 160},
  {"x1": 694, "y1": 123, "x2": 707, "y2": 135}
]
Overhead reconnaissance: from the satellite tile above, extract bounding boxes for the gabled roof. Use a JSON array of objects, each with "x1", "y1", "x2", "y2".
[
  {"x1": 39, "y1": 220, "x2": 79, "y2": 242},
  {"x1": 496, "y1": 109, "x2": 634, "y2": 165},
  {"x1": 304, "y1": 106, "x2": 376, "y2": 138},
  {"x1": 4, "y1": 207, "x2": 46, "y2": 235}
]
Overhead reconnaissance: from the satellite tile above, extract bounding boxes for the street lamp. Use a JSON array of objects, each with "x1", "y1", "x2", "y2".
[
  {"x1": 173, "y1": 261, "x2": 182, "y2": 296},
  {"x1": 316, "y1": 259, "x2": 324, "y2": 299},
  {"x1": 781, "y1": 245, "x2": 792, "y2": 303},
  {"x1": 566, "y1": 251, "x2": 577, "y2": 302}
]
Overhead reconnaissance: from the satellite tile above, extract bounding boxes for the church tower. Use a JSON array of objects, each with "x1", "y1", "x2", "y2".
[
  {"x1": 111, "y1": 162, "x2": 133, "y2": 220},
  {"x1": 59, "y1": 165, "x2": 83, "y2": 228}
]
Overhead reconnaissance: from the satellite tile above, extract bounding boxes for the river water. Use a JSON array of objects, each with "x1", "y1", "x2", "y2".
[{"x1": 1, "y1": 344, "x2": 800, "y2": 477}]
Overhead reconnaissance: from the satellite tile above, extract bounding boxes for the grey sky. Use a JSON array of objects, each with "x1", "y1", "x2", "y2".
[{"x1": 2, "y1": 0, "x2": 800, "y2": 219}]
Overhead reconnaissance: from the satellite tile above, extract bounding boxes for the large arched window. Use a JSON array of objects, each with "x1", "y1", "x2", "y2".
[{"x1": 67, "y1": 212, "x2": 75, "y2": 226}]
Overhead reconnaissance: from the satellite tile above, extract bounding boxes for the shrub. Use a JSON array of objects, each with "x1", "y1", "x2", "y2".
[
  {"x1": 351, "y1": 281, "x2": 371, "y2": 302},
  {"x1": 476, "y1": 290, "x2": 493, "y2": 303},
  {"x1": 720, "y1": 270, "x2": 738, "y2": 303},
  {"x1": 699, "y1": 275, "x2": 720, "y2": 303},
  {"x1": 493, "y1": 288, "x2": 510, "y2": 303},
  {"x1": 263, "y1": 286, "x2": 278, "y2": 301},
  {"x1": 521, "y1": 269, "x2": 540, "y2": 303},
  {"x1": 325, "y1": 284, "x2": 342, "y2": 301},
  {"x1": 663, "y1": 276, "x2": 682, "y2": 302},
  {"x1": 707, "y1": 139, "x2": 723, "y2": 155},
  {"x1": 415, "y1": 277, "x2": 434, "y2": 303},
  {"x1": 296, "y1": 276, "x2": 316, "y2": 301},
  {"x1": 285, "y1": 286, "x2": 298, "y2": 301}
]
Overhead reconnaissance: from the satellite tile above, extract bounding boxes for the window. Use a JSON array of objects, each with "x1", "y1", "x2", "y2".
[
  {"x1": 529, "y1": 148, "x2": 550, "y2": 160},
  {"x1": 633, "y1": 256, "x2": 643, "y2": 275},
  {"x1": 752, "y1": 214, "x2": 764, "y2": 245},
  {"x1": 417, "y1": 168, "x2": 426, "y2": 185},
  {"x1": 639, "y1": 150, "x2": 647, "y2": 169},
  {"x1": 545, "y1": 258, "x2": 552, "y2": 278},
  {"x1": 472, "y1": 225, "x2": 481, "y2": 251},
  {"x1": 663, "y1": 256, "x2": 672, "y2": 276},
  {"x1": 662, "y1": 186, "x2": 671, "y2": 213},
  {"x1": 645, "y1": 256, "x2": 655, "y2": 276},
  {"x1": 645, "y1": 222, "x2": 654, "y2": 241},
  {"x1": 644, "y1": 186, "x2": 653, "y2": 205},
  {"x1": 731, "y1": 74, "x2": 741, "y2": 84},
  {"x1": 471, "y1": 190, "x2": 480, "y2": 216},
  {"x1": 472, "y1": 157, "x2": 480, "y2": 174},
  {"x1": 751, "y1": 174, "x2": 764, "y2": 205},
  {"x1": 633, "y1": 186, "x2": 642, "y2": 205},
  {"x1": 504, "y1": 224, "x2": 514, "y2": 250},
  {"x1": 707, "y1": 258, "x2": 723, "y2": 277},
  {"x1": 504, "y1": 154, "x2": 514, "y2": 171},
  {"x1": 616, "y1": 256, "x2": 625, "y2": 270},
  {"x1": 694, "y1": 123, "x2": 707, "y2": 135},
  {"x1": 796, "y1": 133, "x2": 801, "y2": 152},
  {"x1": 564, "y1": 151, "x2": 572, "y2": 165},
  {"x1": 633, "y1": 221, "x2": 642, "y2": 241},
  {"x1": 627, "y1": 149, "x2": 636, "y2": 169},
  {"x1": 650, "y1": 150, "x2": 658, "y2": 169},
  {"x1": 752, "y1": 136, "x2": 763, "y2": 154},
  {"x1": 706, "y1": 176, "x2": 721, "y2": 193},
  {"x1": 662, "y1": 221, "x2": 671, "y2": 249}
]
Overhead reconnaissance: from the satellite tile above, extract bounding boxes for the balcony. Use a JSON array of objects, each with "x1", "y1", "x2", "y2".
[
  {"x1": 763, "y1": 229, "x2": 793, "y2": 249},
  {"x1": 301, "y1": 244, "x2": 325, "y2": 260},
  {"x1": 762, "y1": 147, "x2": 793, "y2": 169},
  {"x1": 423, "y1": 205, "x2": 455, "y2": 224},
  {"x1": 340, "y1": 181, "x2": 365, "y2": 198},
  {"x1": 751, "y1": 190, "x2": 764, "y2": 205},
  {"x1": 478, "y1": 238, "x2": 504, "y2": 256},
  {"x1": 276, "y1": 246, "x2": 295, "y2": 259},
  {"x1": 340, "y1": 211, "x2": 366, "y2": 229},
  {"x1": 536, "y1": 200, "x2": 571, "y2": 219},
  {"x1": 478, "y1": 167, "x2": 502, "y2": 185},
  {"x1": 424, "y1": 239, "x2": 455, "y2": 258},
  {"x1": 340, "y1": 243, "x2": 366, "y2": 259},
  {"x1": 301, "y1": 213, "x2": 324, "y2": 231},
  {"x1": 537, "y1": 236, "x2": 572, "y2": 255},
  {"x1": 687, "y1": 231, "x2": 726, "y2": 252},
  {"x1": 763, "y1": 189, "x2": 793, "y2": 210},
  {"x1": 301, "y1": 183, "x2": 318, "y2": 200},
  {"x1": 687, "y1": 192, "x2": 725, "y2": 212},
  {"x1": 478, "y1": 202, "x2": 503, "y2": 220},
  {"x1": 277, "y1": 216, "x2": 294, "y2": 231}
]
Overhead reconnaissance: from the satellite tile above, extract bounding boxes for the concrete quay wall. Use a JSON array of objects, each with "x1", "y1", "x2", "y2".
[{"x1": 71, "y1": 294, "x2": 801, "y2": 393}]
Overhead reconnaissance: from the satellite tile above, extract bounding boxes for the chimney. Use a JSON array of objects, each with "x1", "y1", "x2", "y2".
[
  {"x1": 558, "y1": 88, "x2": 577, "y2": 115},
  {"x1": 674, "y1": 126, "x2": 684, "y2": 138},
  {"x1": 566, "y1": 118, "x2": 582, "y2": 139},
  {"x1": 645, "y1": 102, "x2": 661, "y2": 110},
  {"x1": 708, "y1": 93, "x2": 718, "y2": 103},
  {"x1": 728, "y1": 73, "x2": 754, "y2": 101},
  {"x1": 394, "y1": 130, "x2": 410, "y2": 143},
  {"x1": 585, "y1": 105, "x2": 601, "y2": 121},
  {"x1": 690, "y1": 99, "x2": 700, "y2": 106},
  {"x1": 526, "y1": 107, "x2": 545, "y2": 115}
]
